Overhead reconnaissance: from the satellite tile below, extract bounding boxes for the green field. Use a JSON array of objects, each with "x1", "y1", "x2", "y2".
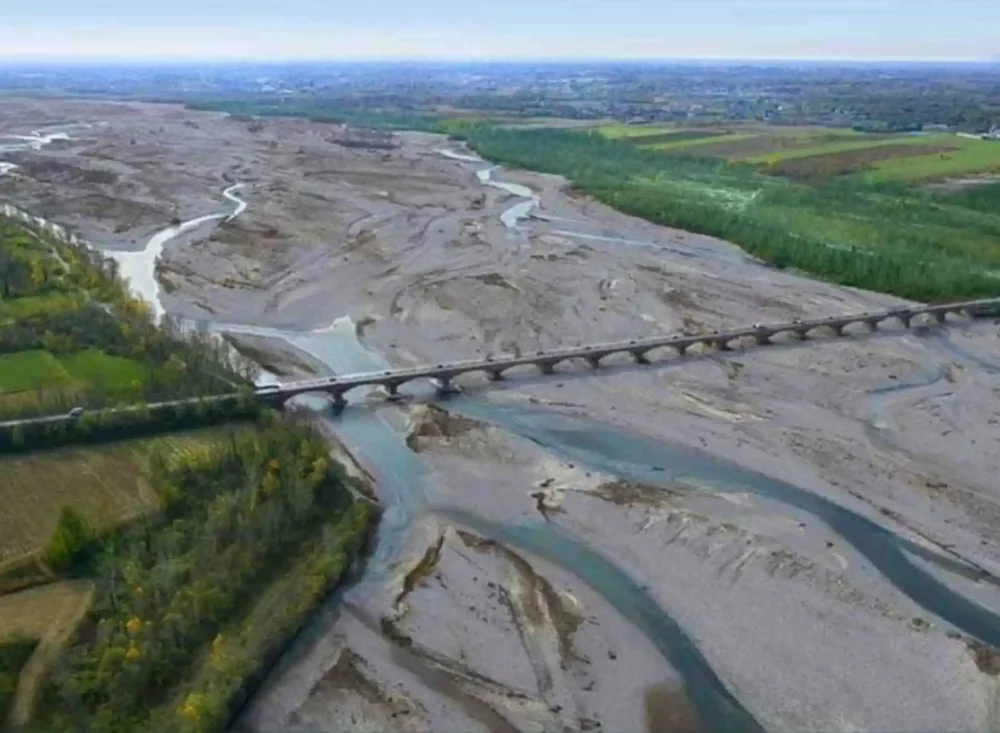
[
  {"x1": 60, "y1": 348, "x2": 147, "y2": 394},
  {"x1": 642, "y1": 132, "x2": 758, "y2": 151},
  {"x1": 867, "y1": 140, "x2": 1000, "y2": 181},
  {"x1": 597, "y1": 123, "x2": 1000, "y2": 183},
  {"x1": 598, "y1": 122, "x2": 682, "y2": 139},
  {"x1": 0, "y1": 211, "x2": 376, "y2": 733},
  {"x1": 742, "y1": 135, "x2": 902, "y2": 163},
  {"x1": 0, "y1": 348, "x2": 149, "y2": 399},
  {"x1": 0, "y1": 350, "x2": 75, "y2": 393}
]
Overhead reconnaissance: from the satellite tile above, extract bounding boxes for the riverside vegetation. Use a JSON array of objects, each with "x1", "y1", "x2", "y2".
[
  {"x1": 0, "y1": 214, "x2": 261, "y2": 451},
  {"x1": 0, "y1": 215, "x2": 377, "y2": 731},
  {"x1": 451, "y1": 124, "x2": 1000, "y2": 302}
]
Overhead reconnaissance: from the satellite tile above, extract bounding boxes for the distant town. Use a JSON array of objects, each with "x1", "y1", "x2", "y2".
[{"x1": 2, "y1": 60, "x2": 999, "y2": 134}]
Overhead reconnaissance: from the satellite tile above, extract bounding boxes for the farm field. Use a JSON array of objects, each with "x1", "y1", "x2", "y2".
[
  {"x1": 0, "y1": 351, "x2": 76, "y2": 394},
  {"x1": 0, "y1": 430, "x2": 227, "y2": 564},
  {"x1": 867, "y1": 140, "x2": 1000, "y2": 181},
  {"x1": 598, "y1": 122, "x2": 1000, "y2": 182},
  {"x1": 0, "y1": 348, "x2": 146, "y2": 397}
]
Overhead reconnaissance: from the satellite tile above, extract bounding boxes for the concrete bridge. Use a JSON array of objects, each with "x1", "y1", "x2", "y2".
[{"x1": 257, "y1": 297, "x2": 1000, "y2": 408}]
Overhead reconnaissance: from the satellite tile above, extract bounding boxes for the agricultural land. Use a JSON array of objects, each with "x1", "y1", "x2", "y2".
[
  {"x1": 0, "y1": 214, "x2": 375, "y2": 732},
  {"x1": 597, "y1": 122, "x2": 1000, "y2": 183}
]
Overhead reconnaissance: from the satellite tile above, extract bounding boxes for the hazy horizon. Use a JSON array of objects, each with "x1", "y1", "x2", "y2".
[{"x1": 2, "y1": 0, "x2": 998, "y2": 63}]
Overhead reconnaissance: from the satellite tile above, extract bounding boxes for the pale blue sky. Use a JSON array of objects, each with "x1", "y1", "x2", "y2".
[{"x1": 1, "y1": 0, "x2": 996, "y2": 62}]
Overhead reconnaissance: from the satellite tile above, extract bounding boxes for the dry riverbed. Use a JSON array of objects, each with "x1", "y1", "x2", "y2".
[{"x1": 3, "y1": 96, "x2": 1000, "y2": 732}]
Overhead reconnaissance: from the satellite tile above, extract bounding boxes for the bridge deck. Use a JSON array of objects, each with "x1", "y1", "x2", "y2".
[{"x1": 260, "y1": 297, "x2": 1000, "y2": 402}]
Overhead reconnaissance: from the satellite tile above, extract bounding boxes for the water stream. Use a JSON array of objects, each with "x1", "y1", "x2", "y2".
[
  {"x1": 438, "y1": 149, "x2": 538, "y2": 230},
  {"x1": 212, "y1": 318, "x2": 767, "y2": 730},
  {"x1": 205, "y1": 318, "x2": 430, "y2": 575},
  {"x1": 442, "y1": 508, "x2": 767, "y2": 733},
  {"x1": 866, "y1": 328, "x2": 1000, "y2": 445},
  {"x1": 436, "y1": 149, "x2": 753, "y2": 266},
  {"x1": 442, "y1": 398, "x2": 1000, "y2": 647},
  {"x1": 108, "y1": 183, "x2": 247, "y2": 322},
  {"x1": 0, "y1": 128, "x2": 74, "y2": 177},
  {"x1": 225, "y1": 150, "x2": 1000, "y2": 730}
]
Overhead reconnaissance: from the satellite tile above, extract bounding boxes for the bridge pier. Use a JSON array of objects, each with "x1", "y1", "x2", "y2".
[
  {"x1": 863, "y1": 318, "x2": 881, "y2": 331},
  {"x1": 754, "y1": 332, "x2": 773, "y2": 346},
  {"x1": 434, "y1": 377, "x2": 461, "y2": 395},
  {"x1": 488, "y1": 369, "x2": 505, "y2": 381},
  {"x1": 630, "y1": 349, "x2": 650, "y2": 364},
  {"x1": 331, "y1": 392, "x2": 347, "y2": 413},
  {"x1": 792, "y1": 327, "x2": 810, "y2": 339},
  {"x1": 538, "y1": 361, "x2": 557, "y2": 375},
  {"x1": 714, "y1": 338, "x2": 733, "y2": 351},
  {"x1": 585, "y1": 355, "x2": 602, "y2": 369},
  {"x1": 933, "y1": 311, "x2": 948, "y2": 324},
  {"x1": 385, "y1": 383, "x2": 404, "y2": 401}
]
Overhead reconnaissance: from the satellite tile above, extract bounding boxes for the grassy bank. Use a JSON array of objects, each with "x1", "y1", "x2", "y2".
[{"x1": 26, "y1": 414, "x2": 375, "y2": 732}]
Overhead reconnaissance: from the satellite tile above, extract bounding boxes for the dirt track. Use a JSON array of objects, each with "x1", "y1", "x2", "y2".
[{"x1": 4, "y1": 97, "x2": 1000, "y2": 732}]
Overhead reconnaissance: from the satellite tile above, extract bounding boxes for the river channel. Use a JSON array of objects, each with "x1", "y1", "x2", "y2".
[{"x1": 6, "y1": 133, "x2": 1000, "y2": 731}]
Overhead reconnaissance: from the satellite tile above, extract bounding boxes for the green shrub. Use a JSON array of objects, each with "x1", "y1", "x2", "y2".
[{"x1": 43, "y1": 506, "x2": 95, "y2": 573}]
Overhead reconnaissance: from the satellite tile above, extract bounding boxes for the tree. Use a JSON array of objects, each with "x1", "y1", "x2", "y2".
[{"x1": 44, "y1": 506, "x2": 94, "y2": 573}]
